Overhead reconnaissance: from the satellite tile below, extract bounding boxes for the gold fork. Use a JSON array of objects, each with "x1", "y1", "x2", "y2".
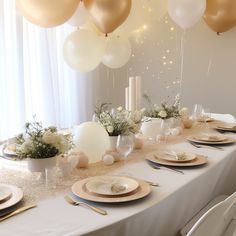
[
  {"x1": 64, "y1": 195, "x2": 107, "y2": 215},
  {"x1": 0, "y1": 204, "x2": 37, "y2": 222}
]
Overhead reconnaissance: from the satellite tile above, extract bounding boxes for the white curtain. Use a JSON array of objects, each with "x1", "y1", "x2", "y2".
[{"x1": 0, "y1": 0, "x2": 94, "y2": 140}]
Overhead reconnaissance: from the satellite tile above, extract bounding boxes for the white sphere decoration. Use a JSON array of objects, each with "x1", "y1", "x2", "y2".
[
  {"x1": 106, "y1": 150, "x2": 122, "y2": 162},
  {"x1": 74, "y1": 122, "x2": 110, "y2": 163},
  {"x1": 102, "y1": 154, "x2": 114, "y2": 166},
  {"x1": 171, "y1": 127, "x2": 182, "y2": 136}
]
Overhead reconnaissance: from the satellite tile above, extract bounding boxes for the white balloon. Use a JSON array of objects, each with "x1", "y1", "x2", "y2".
[
  {"x1": 168, "y1": 0, "x2": 206, "y2": 29},
  {"x1": 102, "y1": 36, "x2": 131, "y2": 69},
  {"x1": 74, "y1": 122, "x2": 110, "y2": 163},
  {"x1": 63, "y1": 29, "x2": 106, "y2": 72},
  {"x1": 67, "y1": 3, "x2": 89, "y2": 27}
]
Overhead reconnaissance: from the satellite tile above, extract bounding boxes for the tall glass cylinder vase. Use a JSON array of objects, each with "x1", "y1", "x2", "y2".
[{"x1": 156, "y1": 119, "x2": 171, "y2": 144}]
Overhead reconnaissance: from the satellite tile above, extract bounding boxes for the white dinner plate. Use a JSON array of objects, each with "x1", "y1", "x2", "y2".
[
  {"x1": 85, "y1": 176, "x2": 139, "y2": 196},
  {"x1": 158, "y1": 151, "x2": 197, "y2": 163},
  {"x1": 0, "y1": 185, "x2": 12, "y2": 202},
  {"x1": 0, "y1": 184, "x2": 23, "y2": 211}
]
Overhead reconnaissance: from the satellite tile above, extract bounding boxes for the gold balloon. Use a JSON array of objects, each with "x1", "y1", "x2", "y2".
[
  {"x1": 16, "y1": 0, "x2": 80, "y2": 28},
  {"x1": 84, "y1": 0, "x2": 131, "y2": 34},
  {"x1": 204, "y1": 0, "x2": 236, "y2": 33}
]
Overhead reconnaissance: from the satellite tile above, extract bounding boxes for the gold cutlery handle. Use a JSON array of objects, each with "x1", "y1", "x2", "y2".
[
  {"x1": 144, "y1": 181, "x2": 159, "y2": 187},
  {"x1": 78, "y1": 202, "x2": 107, "y2": 215},
  {"x1": 0, "y1": 204, "x2": 37, "y2": 222}
]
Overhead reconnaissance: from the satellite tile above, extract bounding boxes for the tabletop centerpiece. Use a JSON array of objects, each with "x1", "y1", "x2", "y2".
[
  {"x1": 94, "y1": 103, "x2": 144, "y2": 150},
  {"x1": 15, "y1": 121, "x2": 72, "y2": 174},
  {"x1": 141, "y1": 94, "x2": 181, "y2": 139}
]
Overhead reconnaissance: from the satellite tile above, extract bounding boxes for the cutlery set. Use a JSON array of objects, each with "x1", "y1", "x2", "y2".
[
  {"x1": 189, "y1": 141, "x2": 224, "y2": 150},
  {"x1": 147, "y1": 160, "x2": 184, "y2": 175}
]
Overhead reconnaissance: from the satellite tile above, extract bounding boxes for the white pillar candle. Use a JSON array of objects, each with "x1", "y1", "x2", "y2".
[
  {"x1": 129, "y1": 77, "x2": 136, "y2": 112},
  {"x1": 135, "y1": 76, "x2": 141, "y2": 110},
  {"x1": 125, "y1": 87, "x2": 129, "y2": 110}
]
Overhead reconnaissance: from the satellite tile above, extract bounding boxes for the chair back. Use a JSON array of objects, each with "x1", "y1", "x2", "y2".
[{"x1": 187, "y1": 192, "x2": 236, "y2": 236}]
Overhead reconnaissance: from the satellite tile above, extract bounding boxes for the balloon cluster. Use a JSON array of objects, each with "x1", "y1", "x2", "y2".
[
  {"x1": 16, "y1": 0, "x2": 168, "y2": 73},
  {"x1": 168, "y1": 0, "x2": 236, "y2": 34}
]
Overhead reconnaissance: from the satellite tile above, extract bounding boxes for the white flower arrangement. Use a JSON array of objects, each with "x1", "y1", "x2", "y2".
[
  {"x1": 94, "y1": 103, "x2": 144, "y2": 136},
  {"x1": 143, "y1": 93, "x2": 181, "y2": 120},
  {"x1": 16, "y1": 122, "x2": 72, "y2": 159}
]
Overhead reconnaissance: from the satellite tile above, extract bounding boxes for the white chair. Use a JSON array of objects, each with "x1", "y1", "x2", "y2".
[
  {"x1": 181, "y1": 195, "x2": 228, "y2": 236},
  {"x1": 186, "y1": 192, "x2": 236, "y2": 236}
]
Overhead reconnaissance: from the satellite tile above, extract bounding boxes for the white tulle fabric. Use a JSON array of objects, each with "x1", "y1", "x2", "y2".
[{"x1": 0, "y1": 0, "x2": 91, "y2": 140}]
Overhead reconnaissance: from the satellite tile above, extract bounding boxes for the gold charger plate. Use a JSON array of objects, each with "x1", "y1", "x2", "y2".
[
  {"x1": 0, "y1": 184, "x2": 23, "y2": 211},
  {"x1": 72, "y1": 177, "x2": 151, "y2": 203},
  {"x1": 193, "y1": 134, "x2": 227, "y2": 142},
  {"x1": 215, "y1": 124, "x2": 236, "y2": 132},
  {"x1": 146, "y1": 154, "x2": 208, "y2": 167},
  {"x1": 187, "y1": 136, "x2": 236, "y2": 145}
]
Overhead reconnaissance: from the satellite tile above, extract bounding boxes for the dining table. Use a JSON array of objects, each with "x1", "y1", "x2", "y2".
[{"x1": 1, "y1": 113, "x2": 236, "y2": 236}]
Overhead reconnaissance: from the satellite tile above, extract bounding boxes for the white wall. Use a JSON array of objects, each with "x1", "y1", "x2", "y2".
[{"x1": 91, "y1": 15, "x2": 236, "y2": 118}]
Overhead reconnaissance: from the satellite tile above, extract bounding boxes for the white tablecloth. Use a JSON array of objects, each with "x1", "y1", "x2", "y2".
[{"x1": 1, "y1": 116, "x2": 236, "y2": 236}]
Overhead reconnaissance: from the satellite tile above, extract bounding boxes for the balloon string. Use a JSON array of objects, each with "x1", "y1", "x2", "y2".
[
  {"x1": 112, "y1": 71, "x2": 115, "y2": 89},
  {"x1": 206, "y1": 59, "x2": 212, "y2": 80},
  {"x1": 179, "y1": 29, "x2": 186, "y2": 105},
  {"x1": 106, "y1": 67, "x2": 110, "y2": 99}
]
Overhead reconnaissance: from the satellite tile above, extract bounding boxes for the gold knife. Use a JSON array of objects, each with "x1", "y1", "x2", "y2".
[{"x1": 0, "y1": 204, "x2": 37, "y2": 222}]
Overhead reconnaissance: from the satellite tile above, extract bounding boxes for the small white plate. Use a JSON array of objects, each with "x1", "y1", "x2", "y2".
[
  {"x1": 85, "y1": 176, "x2": 139, "y2": 196},
  {"x1": 0, "y1": 184, "x2": 23, "y2": 211},
  {"x1": 0, "y1": 185, "x2": 12, "y2": 202},
  {"x1": 158, "y1": 151, "x2": 197, "y2": 163},
  {"x1": 197, "y1": 118, "x2": 215, "y2": 123}
]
